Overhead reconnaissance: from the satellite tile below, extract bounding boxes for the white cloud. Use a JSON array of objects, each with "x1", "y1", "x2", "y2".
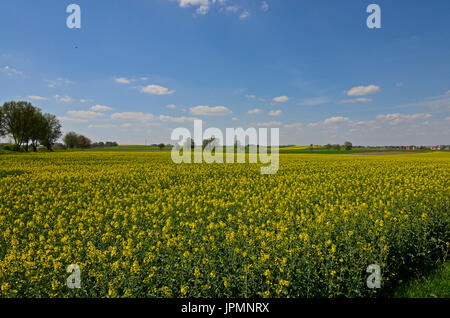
[
  {"x1": 255, "y1": 121, "x2": 282, "y2": 127},
  {"x1": 28, "y1": 96, "x2": 48, "y2": 101},
  {"x1": 376, "y1": 113, "x2": 432, "y2": 125},
  {"x1": 239, "y1": 10, "x2": 250, "y2": 20},
  {"x1": 2, "y1": 65, "x2": 24, "y2": 76},
  {"x1": 46, "y1": 78, "x2": 73, "y2": 88},
  {"x1": 269, "y1": 110, "x2": 282, "y2": 116},
  {"x1": 159, "y1": 115, "x2": 199, "y2": 123},
  {"x1": 177, "y1": 0, "x2": 210, "y2": 15},
  {"x1": 115, "y1": 77, "x2": 131, "y2": 84},
  {"x1": 323, "y1": 116, "x2": 350, "y2": 125},
  {"x1": 339, "y1": 98, "x2": 372, "y2": 104},
  {"x1": 121, "y1": 123, "x2": 133, "y2": 128},
  {"x1": 190, "y1": 105, "x2": 232, "y2": 116},
  {"x1": 90, "y1": 105, "x2": 113, "y2": 112},
  {"x1": 196, "y1": 4, "x2": 210, "y2": 15},
  {"x1": 57, "y1": 116, "x2": 88, "y2": 123},
  {"x1": 111, "y1": 112, "x2": 156, "y2": 122},
  {"x1": 307, "y1": 116, "x2": 350, "y2": 128},
  {"x1": 299, "y1": 97, "x2": 329, "y2": 106},
  {"x1": 245, "y1": 94, "x2": 256, "y2": 99},
  {"x1": 140, "y1": 84, "x2": 175, "y2": 95},
  {"x1": 232, "y1": 117, "x2": 239, "y2": 121},
  {"x1": 248, "y1": 108, "x2": 263, "y2": 114},
  {"x1": 54, "y1": 95, "x2": 74, "y2": 103},
  {"x1": 284, "y1": 122, "x2": 303, "y2": 129},
  {"x1": 166, "y1": 104, "x2": 177, "y2": 109},
  {"x1": 179, "y1": 0, "x2": 209, "y2": 8},
  {"x1": 88, "y1": 124, "x2": 117, "y2": 129},
  {"x1": 346, "y1": 85, "x2": 380, "y2": 96},
  {"x1": 67, "y1": 110, "x2": 104, "y2": 119},
  {"x1": 272, "y1": 96, "x2": 289, "y2": 103},
  {"x1": 175, "y1": 0, "x2": 239, "y2": 16},
  {"x1": 261, "y1": 1, "x2": 269, "y2": 12},
  {"x1": 225, "y1": 5, "x2": 239, "y2": 13}
]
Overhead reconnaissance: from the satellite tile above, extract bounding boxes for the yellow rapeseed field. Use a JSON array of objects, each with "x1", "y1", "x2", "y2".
[{"x1": 0, "y1": 151, "x2": 448, "y2": 297}]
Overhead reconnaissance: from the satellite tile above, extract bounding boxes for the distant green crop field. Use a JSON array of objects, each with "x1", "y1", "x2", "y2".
[{"x1": 278, "y1": 147, "x2": 433, "y2": 154}]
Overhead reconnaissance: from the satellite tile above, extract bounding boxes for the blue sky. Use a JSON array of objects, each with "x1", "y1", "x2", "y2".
[{"x1": 1, "y1": 0, "x2": 449, "y2": 145}]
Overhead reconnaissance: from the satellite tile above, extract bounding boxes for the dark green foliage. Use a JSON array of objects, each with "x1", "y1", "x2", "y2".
[{"x1": 0, "y1": 101, "x2": 62, "y2": 152}]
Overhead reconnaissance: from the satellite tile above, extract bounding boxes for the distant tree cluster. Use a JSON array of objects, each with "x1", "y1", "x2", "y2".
[
  {"x1": 63, "y1": 133, "x2": 119, "y2": 149},
  {"x1": 0, "y1": 101, "x2": 62, "y2": 151},
  {"x1": 324, "y1": 141, "x2": 352, "y2": 151},
  {"x1": 63, "y1": 132, "x2": 92, "y2": 149},
  {"x1": 91, "y1": 141, "x2": 119, "y2": 148}
]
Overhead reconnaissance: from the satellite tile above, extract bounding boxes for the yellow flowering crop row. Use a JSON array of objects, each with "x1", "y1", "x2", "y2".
[{"x1": 0, "y1": 151, "x2": 448, "y2": 297}]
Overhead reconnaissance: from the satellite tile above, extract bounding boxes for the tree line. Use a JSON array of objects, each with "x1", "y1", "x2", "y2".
[
  {"x1": 0, "y1": 101, "x2": 62, "y2": 151},
  {"x1": 63, "y1": 132, "x2": 119, "y2": 149}
]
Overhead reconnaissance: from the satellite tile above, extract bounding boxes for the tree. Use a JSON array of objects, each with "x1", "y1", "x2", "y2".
[
  {"x1": 203, "y1": 137, "x2": 219, "y2": 149},
  {"x1": 333, "y1": 144, "x2": 341, "y2": 151},
  {"x1": 64, "y1": 132, "x2": 78, "y2": 149},
  {"x1": 325, "y1": 144, "x2": 332, "y2": 150},
  {"x1": 77, "y1": 135, "x2": 92, "y2": 148},
  {"x1": 0, "y1": 107, "x2": 5, "y2": 137},
  {"x1": 344, "y1": 141, "x2": 353, "y2": 151},
  {"x1": 183, "y1": 137, "x2": 194, "y2": 150},
  {"x1": 29, "y1": 110, "x2": 45, "y2": 152},
  {"x1": 158, "y1": 143, "x2": 165, "y2": 150},
  {"x1": 0, "y1": 101, "x2": 38, "y2": 151},
  {"x1": 105, "y1": 141, "x2": 118, "y2": 147},
  {"x1": 1, "y1": 101, "x2": 62, "y2": 152},
  {"x1": 39, "y1": 114, "x2": 62, "y2": 151}
]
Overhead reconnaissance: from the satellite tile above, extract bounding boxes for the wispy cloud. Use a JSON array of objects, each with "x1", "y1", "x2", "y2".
[
  {"x1": 54, "y1": 95, "x2": 74, "y2": 103},
  {"x1": 376, "y1": 113, "x2": 432, "y2": 125},
  {"x1": 272, "y1": 96, "x2": 289, "y2": 103},
  {"x1": 28, "y1": 95, "x2": 48, "y2": 101},
  {"x1": 140, "y1": 84, "x2": 175, "y2": 95},
  {"x1": 255, "y1": 121, "x2": 282, "y2": 127},
  {"x1": 172, "y1": 0, "x2": 250, "y2": 18},
  {"x1": 67, "y1": 110, "x2": 104, "y2": 119},
  {"x1": 88, "y1": 124, "x2": 117, "y2": 129},
  {"x1": 159, "y1": 115, "x2": 199, "y2": 123},
  {"x1": 248, "y1": 108, "x2": 263, "y2": 114},
  {"x1": 239, "y1": 10, "x2": 250, "y2": 20},
  {"x1": 90, "y1": 105, "x2": 113, "y2": 112},
  {"x1": 284, "y1": 122, "x2": 303, "y2": 129},
  {"x1": 45, "y1": 78, "x2": 73, "y2": 88},
  {"x1": 268, "y1": 110, "x2": 282, "y2": 116},
  {"x1": 299, "y1": 97, "x2": 329, "y2": 106},
  {"x1": 115, "y1": 77, "x2": 131, "y2": 84},
  {"x1": 339, "y1": 98, "x2": 372, "y2": 104},
  {"x1": 111, "y1": 112, "x2": 156, "y2": 122},
  {"x1": 190, "y1": 105, "x2": 232, "y2": 116},
  {"x1": 2, "y1": 65, "x2": 24, "y2": 76},
  {"x1": 261, "y1": 1, "x2": 269, "y2": 12},
  {"x1": 307, "y1": 116, "x2": 350, "y2": 128},
  {"x1": 346, "y1": 85, "x2": 380, "y2": 96},
  {"x1": 57, "y1": 116, "x2": 88, "y2": 124}
]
